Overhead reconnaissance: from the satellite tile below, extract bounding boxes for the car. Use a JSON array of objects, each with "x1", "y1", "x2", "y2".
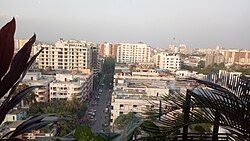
[
  {"x1": 104, "y1": 108, "x2": 109, "y2": 113},
  {"x1": 88, "y1": 112, "x2": 95, "y2": 116},
  {"x1": 91, "y1": 102, "x2": 95, "y2": 106},
  {"x1": 102, "y1": 123, "x2": 109, "y2": 127}
]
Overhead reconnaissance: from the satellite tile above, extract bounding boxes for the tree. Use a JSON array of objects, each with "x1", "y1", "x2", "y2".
[
  {"x1": 54, "y1": 115, "x2": 144, "y2": 141},
  {"x1": 74, "y1": 126, "x2": 104, "y2": 141},
  {"x1": 28, "y1": 99, "x2": 87, "y2": 136},
  {"x1": 102, "y1": 57, "x2": 115, "y2": 89},
  {"x1": 197, "y1": 60, "x2": 205, "y2": 68},
  {"x1": 114, "y1": 112, "x2": 134, "y2": 130},
  {"x1": 229, "y1": 64, "x2": 250, "y2": 75}
]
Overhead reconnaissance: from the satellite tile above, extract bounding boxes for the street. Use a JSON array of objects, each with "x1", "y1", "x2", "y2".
[{"x1": 83, "y1": 77, "x2": 112, "y2": 133}]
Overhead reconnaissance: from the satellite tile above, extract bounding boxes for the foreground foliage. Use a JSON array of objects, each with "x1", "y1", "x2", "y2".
[
  {"x1": 143, "y1": 76, "x2": 250, "y2": 140},
  {"x1": 0, "y1": 18, "x2": 59, "y2": 140}
]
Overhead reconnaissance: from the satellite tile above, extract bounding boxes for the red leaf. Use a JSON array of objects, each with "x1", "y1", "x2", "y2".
[
  {"x1": 0, "y1": 34, "x2": 36, "y2": 99},
  {"x1": 0, "y1": 18, "x2": 16, "y2": 80}
]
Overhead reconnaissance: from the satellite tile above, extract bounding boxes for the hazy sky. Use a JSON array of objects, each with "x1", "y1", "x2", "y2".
[{"x1": 0, "y1": 0, "x2": 250, "y2": 49}]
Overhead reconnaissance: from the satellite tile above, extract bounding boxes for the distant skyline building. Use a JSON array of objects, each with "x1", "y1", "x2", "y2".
[
  {"x1": 14, "y1": 39, "x2": 28, "y2": 53},
  {"x1": 168, "y1": 44, "x2": 192, "y2": 54},
  {"x1": 205, "y1": 52, "x2": 224, "y2": 67},
  {"x1": 98, "y1": 42, "x2": 118, "y2": 58},
  {"x1": 116, "y1": 43, "x2": 151, "y2": 63},
  {"x1": 222, "y1": 49, "x2": 250, "y2": 66}
]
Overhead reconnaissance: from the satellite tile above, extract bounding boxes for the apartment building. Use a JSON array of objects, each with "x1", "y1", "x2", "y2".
[
  {"x1": 90, "y1": 45, "x2": 100, "y2": 75},
  {"x1": 205, "y1": 52, "x2": 224, "y2": 67},
  {"x1": 110, "y1": 65, "x2": 180, "y2": 126},
  {"x1": 222, "y1": 49, "x2": 250, "y2": 66},
  {"x1": 99, "y1": 43, "x2": 118, "y2": 58},
  {"x1": 116, "y1": 43, "x2": 151, "y2": 63},
  {"x1": 23, "y1": 72, "x2": 54, "y2": 102},
  {"x1": 49, "y1": 72, "x2": 93, "y2": 101},
  {"x1": 34, "y1": 39, "x2": 100, "y2": 74},
  {"x1": 175, "y1": 70, "x2": 205, "y2": 80},
  {"x1": 153, "y1": 52, "x2": 180, "y2": 71},
  {"x1": 14, "y1": 39, "x2": 28, "y2": 53},
  {"x1": 114, "y1": 65, "x2": 175, "y2": 81},
  {"x1": 168, "y1": 44, "x2": 192, "y2": 54},
  {"x1": 183, "y1": 56, "x2": 203, "y2": 67},
  {"x1": 111, "y1": 78, "x2": 169, "y2": 125}
]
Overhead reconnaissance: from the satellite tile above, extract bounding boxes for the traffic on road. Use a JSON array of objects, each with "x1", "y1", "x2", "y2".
[{"x1": 82, "y1": 76, "x2": 112, "y2": 133}]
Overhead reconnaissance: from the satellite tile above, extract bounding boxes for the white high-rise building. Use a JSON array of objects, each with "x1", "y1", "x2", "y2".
[
  {"x1": 153, "y1": 52, "x2": 180, "y2": 71},
  {"x1": 116, "y1": 43, "x2": 151, "y2": 63},
  {"x1": 34, "y1": 39, "x2": 100, "y2": 74}
]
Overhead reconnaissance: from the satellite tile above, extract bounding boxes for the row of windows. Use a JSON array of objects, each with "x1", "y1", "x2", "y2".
[
  {"x1": 163, "y1": 61, "x2": 179, "y2": 63},
  {"x1": 113, "y1": 104, "x2": 154, "y2": 109},
  {"x1": 39, "y1": 66, "x2": 86, "y2": 70},
  {"x1": 163, "y1": 64, "x2": 179, "y2": 66},
  {"x1": 163, "y1": 58, "x2": 179, "y2": 60}
]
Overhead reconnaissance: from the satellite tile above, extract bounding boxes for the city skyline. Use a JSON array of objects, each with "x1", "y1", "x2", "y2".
[{"x1": 1, "y1": 0, "x2": 250, "y2": 49}]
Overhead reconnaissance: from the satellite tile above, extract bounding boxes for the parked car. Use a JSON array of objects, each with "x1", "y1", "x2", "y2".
[{"x1": 104, "y1": 108, "x2": 109, "y2": 113}]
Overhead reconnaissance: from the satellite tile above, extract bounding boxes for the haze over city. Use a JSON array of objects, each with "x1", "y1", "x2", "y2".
[
  {"x1": 0, "y1": 0, "x2": 250, "y2": 49},
  {"x1": 0, "y1": 1, "x2": 250, "y2": 140}
]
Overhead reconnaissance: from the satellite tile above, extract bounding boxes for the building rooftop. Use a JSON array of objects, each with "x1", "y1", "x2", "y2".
[
  {"x1": 115, "y1": 89, "x2": 147, "y2": 95},
  {"x1": 6, "y1": 120, "x2": 24, "y2": 129},
  {"x1": 23, "y1": 77, "x2": 54, "y2": 86},
  {"x1": 8, "y1": 109, "x2": 27, "y2": 115}
]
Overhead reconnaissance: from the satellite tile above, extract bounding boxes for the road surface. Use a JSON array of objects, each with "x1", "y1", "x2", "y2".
[{"x1": 83, "y1": 76, "x2": 112, "y2": 133}]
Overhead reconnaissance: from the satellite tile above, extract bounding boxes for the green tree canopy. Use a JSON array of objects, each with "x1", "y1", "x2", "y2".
[{"x1": 114, "y1": 112, "x2": 134, "y2": 130}]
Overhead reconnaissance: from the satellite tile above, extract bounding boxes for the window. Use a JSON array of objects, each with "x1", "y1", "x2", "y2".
[
  {"x1": 119, "y1": 111, "x2": 123, "y2": 115},
  {"x1": 133, "y1": 105, "x2": 137, "y2": 108},
  {"x1": 120, "y1": 104, "x2": 124, "y2": 109},
  {"x1": 111, "y1": 106, "x2": 113, "y2": 110}
]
